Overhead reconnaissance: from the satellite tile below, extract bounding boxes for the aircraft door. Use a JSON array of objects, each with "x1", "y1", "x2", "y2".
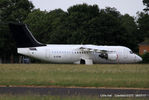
[
  {"x1": 123, "y1": 48, "x2": 128, "y2": 60},
  {"x1": 29, "y1": 48, "x2": 37, "y2": 57},
  {"x1": 46, "y1": 49, "x2": 50, "y2": 60}
]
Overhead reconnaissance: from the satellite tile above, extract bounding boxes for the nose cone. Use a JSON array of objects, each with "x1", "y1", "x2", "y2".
[{"x1": 135, "y1": 55, "x2": 142, "y2": 62}]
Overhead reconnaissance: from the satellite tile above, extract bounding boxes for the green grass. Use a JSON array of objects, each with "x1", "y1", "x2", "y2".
[
  {"x1": 0, "y1": 94, "x2": 148, "y2": 100},
  {"x1": 0, "y1": 64, "x2": 149, "y2": 88}
]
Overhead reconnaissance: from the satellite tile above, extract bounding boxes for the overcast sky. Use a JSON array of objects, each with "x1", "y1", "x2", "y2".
[{"x1": 30, "y1": 0, "x2": 145, "y2": 16}]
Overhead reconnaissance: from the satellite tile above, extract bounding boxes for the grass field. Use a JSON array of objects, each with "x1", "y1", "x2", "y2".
[
  {"x1": 0, "y1": 94, "x2": 148, "y2": 100},
  {"x1": 0, "y1": 64, "x2": 149, "y2": 88}
]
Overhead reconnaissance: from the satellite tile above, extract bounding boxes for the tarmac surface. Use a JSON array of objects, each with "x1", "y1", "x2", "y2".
[{"x1": 0, "y1": 86, "x2": 149, "y2": 97}]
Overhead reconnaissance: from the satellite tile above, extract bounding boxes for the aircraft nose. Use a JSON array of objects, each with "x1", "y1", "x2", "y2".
[{"x1": 135, "y1": 55, "x2": 142, "y2": 62}]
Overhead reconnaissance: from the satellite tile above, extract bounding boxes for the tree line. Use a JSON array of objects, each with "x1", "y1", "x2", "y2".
[{"x1": 0, "y1": 0, "x2": 149, "y2": 63}]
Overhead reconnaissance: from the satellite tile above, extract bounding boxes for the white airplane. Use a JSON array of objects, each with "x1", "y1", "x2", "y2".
[{"x1": 9, "y1": 23, "x2": 142, "y2": 65}]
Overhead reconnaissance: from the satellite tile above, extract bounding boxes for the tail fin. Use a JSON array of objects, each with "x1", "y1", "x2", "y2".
[{"x1": 9, "y1": 23, "x2": 46, "y2": 48}]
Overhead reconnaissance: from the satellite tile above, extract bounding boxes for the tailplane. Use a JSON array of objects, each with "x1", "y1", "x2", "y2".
[{"x1": 9, "y1": 23, "x2": 46, "y2": 48}]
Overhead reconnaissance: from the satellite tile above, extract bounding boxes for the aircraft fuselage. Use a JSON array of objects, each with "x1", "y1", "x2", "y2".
[{"x1": 18, "y1": 45, "x2": 142, "y2": 64}]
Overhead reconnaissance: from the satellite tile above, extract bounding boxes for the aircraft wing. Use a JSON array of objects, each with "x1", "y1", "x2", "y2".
[
  {"x1": 77, "y1": 46, "x2": 117, "y2": 61},
  {"x1": 78, "y1": 46, "x2": 114, "y2": 53}
]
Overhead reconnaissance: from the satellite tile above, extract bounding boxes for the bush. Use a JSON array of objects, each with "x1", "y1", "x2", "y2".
[{"x1": 141, "y1": 52, "x2": 149, "y2": 63}]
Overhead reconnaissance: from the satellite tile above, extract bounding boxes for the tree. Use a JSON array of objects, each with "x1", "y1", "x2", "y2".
[
  {"x1": 47, "y1": 9, "x2": 69, "y2": 44},
  {"x1": 0, "y1": 0, "x2": 34, "y2": 63},
  {"x1": 24, "y1": 9, "x2": 69, "y2": 44},
  {"x1": 67, "y1": 4, "x2": 100, "y2": 44},
  {"x1": 92, "y1": 7, "x2": 133, "y2": 47},
  {"x1": 0, "y1": 0, "x2": 34, "y2": 22},
  {"x1": 24, "y1": 9, "x2": 48, "y2": 43},
  {"x1": 143, "y1": 0, "x2": 149, "y2": 11},
  {"x1": 137, "y1": 12, "x2": 149, "y2": 38},
  {"x1": 120, "y1": 14, "x2": 139, "y2": 51}
]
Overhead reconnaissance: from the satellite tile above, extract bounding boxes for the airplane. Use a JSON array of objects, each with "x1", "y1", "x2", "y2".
[{"x1": 9, "y1": 23, "x2": 142, "y2": 65}]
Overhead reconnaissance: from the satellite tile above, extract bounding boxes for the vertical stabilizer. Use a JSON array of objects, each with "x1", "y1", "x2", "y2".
[{"x1": 9, "y1": 23, "x2": 46, "y2": 48}]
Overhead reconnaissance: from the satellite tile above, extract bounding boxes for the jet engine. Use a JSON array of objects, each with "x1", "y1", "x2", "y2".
[{"x1": 99, "y1": 53, "x2": 117, "y2": 61}]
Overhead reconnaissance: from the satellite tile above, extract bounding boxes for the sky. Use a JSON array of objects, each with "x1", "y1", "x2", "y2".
[{"x1": 30, "y1": 0, "x2": 145, "y2": 16}]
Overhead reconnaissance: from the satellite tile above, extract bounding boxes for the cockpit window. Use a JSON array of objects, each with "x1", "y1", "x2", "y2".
[{"x1": 130, "y1": 51, "x2": 133, "y2": 54}]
